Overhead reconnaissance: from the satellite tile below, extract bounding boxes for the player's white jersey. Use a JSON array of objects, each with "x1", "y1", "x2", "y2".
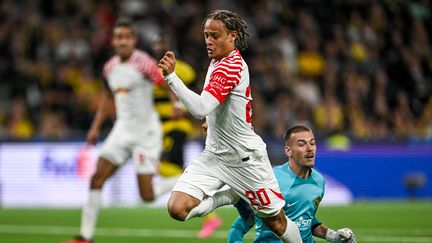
[
  {"x1": 103, "y1": 49, "x2": 164, "y2": 130},
  {"x1": 203, "y1": 49, "x2": 266, "y2": 165}
]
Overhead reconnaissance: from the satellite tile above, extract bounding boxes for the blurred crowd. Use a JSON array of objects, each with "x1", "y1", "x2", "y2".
[{"x1": 0, "y1": 0, "x2": 431, "y2": 143}]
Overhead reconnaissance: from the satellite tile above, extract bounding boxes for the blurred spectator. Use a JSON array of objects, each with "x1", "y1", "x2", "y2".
[
  {"x1": 297, "y1": 33, "x2": 325, "y2": 77},
  {"x1": 37, "y1": 111, "x2": 70, "y2": 139},
  {"x1": 0, "y1": 0, "x2": 430, "y2": 144},
  {"x1": 393, "y1": 91, "x2": 416, "y2": 139},
  {"x1": 0, "y1": 101, "x2": 6, "y2": 139},
  {"x1": 271, "y1": 27, "x2": 297, "y2": 74},
  {"x1": 314, "y1": 92, "x2": 344, "y2": 135},
  {"x1": 43, "y1": 64, "x2": 75, "y2": 121},
  {"x1": 292, "y1": 75, "x2": 321, "y2": 108},
  {"x1": 6, "y1": 98, "x2": 35, "y2": 139},
  {"x1": 418, "y1": 97, "x2": 432, "y2": 140},
  {"x1": 372, "y1": 69, "x2": 390, "y2": 119},
  {"x1": 56, "y1": 30, "x2": 90, "y2": 62}
]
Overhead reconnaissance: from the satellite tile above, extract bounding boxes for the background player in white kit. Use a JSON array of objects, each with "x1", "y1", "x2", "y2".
[
  {"x1": 158, "y1": 10, "x2": 302, "y2": 242},
  {"x1": 66, "y1": 19, "x2": 178, "y2": 243}
]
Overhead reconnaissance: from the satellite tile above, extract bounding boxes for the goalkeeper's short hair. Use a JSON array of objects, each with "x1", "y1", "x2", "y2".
[{"x1": 284, "y1": 125, "x2": 312, "y2": 145}]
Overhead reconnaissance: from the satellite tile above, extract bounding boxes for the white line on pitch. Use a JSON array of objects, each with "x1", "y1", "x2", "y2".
[
  {"x1": 0, "y1": 224, "x2": 231, "y2": 239},
  {"x1": 0, "y1": 224, "x2": 431, "y2": 242}
]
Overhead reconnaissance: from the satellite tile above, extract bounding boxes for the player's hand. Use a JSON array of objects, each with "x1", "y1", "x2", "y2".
[
  {"x1": 326, "y1": 228, "x2": 356, "y2": 243},
  {"x1": 202, "y1": 121, "x2": 208, "y2": 132},
  {"x1": 86, "y1": 127, "x2": 100, "y2": 145},
  {"x1": 158, "y1": 51, "x2": 176, "y2": 76},
  {"x1": 336, "y1": 228, "x2": 356, "y2": 243}
]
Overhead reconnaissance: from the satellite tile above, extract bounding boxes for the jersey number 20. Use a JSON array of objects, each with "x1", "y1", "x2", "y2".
[{"x1": 245, "y1": 188, "x2": 271, "y2": 208}]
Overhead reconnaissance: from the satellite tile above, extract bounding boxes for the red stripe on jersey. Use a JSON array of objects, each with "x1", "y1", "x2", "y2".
[
  {"x1": 129, "y1": 50, "x2": 164, "y2": 85},
  {"x1": 269, "y1": 188, "x2": 284, "y2": 200},
  {"x1": 102, "y1": 56, "x2": 120, "y2": 80},
  {"x1": 245, "y1": 85, "x2": 252, "y2": 123},
  {"x1": 102, "y1": 50, "x2": 164, "y2": 85},
  {"x1": 204, "y1": 50, "x2": 243, "y2": 103},
  {"x1": 212, "y1": 66, "x2": 242, "y2": 79}
]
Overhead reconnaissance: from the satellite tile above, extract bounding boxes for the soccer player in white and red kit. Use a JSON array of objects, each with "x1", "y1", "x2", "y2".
[
  {"x1": 67, "y1": 19, "x2": 178, "y2": 243},
  {"x1": 158, "y1": 10, "x2": 302, "y2": 242}
]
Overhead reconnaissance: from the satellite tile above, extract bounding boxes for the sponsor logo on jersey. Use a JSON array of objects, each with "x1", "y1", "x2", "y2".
[
  {"x1": 114, "y1": 87, "x2": 131, "y2": 94},
  {"x1": 212, "y1": 74, "x2": 227, "y2": 84},
  {"x1": 295, "y1": 216, "x2": 312, "y2": 228},
  {"x1": 287, "y1": 201, "x2": 297, "y2": 207}
]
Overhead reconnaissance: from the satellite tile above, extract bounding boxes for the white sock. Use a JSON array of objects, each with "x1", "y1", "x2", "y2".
[
  {"x1": 185, "y1": 188, "x2": 238, "y2": 221},
  {"x1": 277, "y1": 216, "x2": 302, "y2": 243},
  {"x1": 152, "y1": 175, "x2": 179, "y2": 198},
  {"x1": 80, "y1": 190, "x2": 102, "y2": 240}
]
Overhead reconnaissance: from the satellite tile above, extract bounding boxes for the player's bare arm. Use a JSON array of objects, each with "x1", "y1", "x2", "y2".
[
  {"x1": 202, "y1": 121, "x2": 208, "y2": 132},
  {"x1": 158, "y1": 51, "x2": 176, "y2": 76},
  {"x1": 87, "y1": 90, "x2": 113, "y2": 145},
  {"x1": 313, "y1": 223, "x2": 356, "y2": 242},
  {"x1": 312, "y1": 224, "x2": 328, "y2": 239}
]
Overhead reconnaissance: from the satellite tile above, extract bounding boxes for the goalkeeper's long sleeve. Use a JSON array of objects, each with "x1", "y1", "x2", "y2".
[
  {"x1": 165, "y1": 72, "x2": 219, "y2": 120},
  {"x1": 227, "y1": 216, "x2": 253, "y2": 243}
]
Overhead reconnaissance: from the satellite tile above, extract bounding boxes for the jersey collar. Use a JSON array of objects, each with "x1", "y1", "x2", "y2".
[{"x1": 212, "y1": 48, "x2": 240, "y2": 65}]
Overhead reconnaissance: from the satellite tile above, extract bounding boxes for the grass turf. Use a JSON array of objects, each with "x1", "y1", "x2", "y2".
[{"x1": 0, "y1": 201, "x2": 431, "y2": 243}]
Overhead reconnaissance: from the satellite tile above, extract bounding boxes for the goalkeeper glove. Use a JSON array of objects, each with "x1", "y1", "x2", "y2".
[{"x1": 326, "y1": 228, "x2": 356, "y2": 243}]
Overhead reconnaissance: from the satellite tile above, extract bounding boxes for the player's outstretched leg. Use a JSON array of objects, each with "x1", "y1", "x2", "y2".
[
  {"x1": 185, "y1": 188, "x2": 239, "y2": 221},
  {"x1": 137, "y1": 174, "x2": 179, "y2": 202},
  {"x1": 262, "y1": 210, "x2": 302, "y2": 243},
  {"x1": 64, "y1": 157, "x2": 117, "y2": 243},
  {"x1": 167, "y1": 187, "x2": 238, "y2": 222},
  {"x1": 234, "y1": 198, "x2": 256, "y2": 228}
]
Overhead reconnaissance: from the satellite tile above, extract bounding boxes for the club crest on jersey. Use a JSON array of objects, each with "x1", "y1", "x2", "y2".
[
  {"x1": 314, "y1": 196, "x2": 322, "y2": 206},
  {"x1": 115, "y1": 87, "x2": 130, "y2": 94}
]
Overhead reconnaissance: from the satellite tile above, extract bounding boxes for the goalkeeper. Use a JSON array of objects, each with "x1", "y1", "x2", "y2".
[{"x1": 228, "y1": 125, "x2": 356, "y2": 243}]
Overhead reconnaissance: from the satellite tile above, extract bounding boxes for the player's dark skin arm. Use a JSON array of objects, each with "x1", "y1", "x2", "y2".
[
  {"x1": 312, "y1": 223, "x2": 330, "y2": 239},
  {"x1": 87, "y1": 89, "x2": 114, "y2": 145}
]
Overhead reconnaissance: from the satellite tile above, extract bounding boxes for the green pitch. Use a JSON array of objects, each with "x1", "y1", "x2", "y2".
[{"x1": 0, "y1": 201, "x2": 431, "y2": 243}]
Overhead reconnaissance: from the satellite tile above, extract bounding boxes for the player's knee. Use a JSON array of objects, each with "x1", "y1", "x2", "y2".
[
  {"x1": 167, "y1": 192, "x2": 200, "y2": 221},
  {"x1": 167, "y1": 197, "x2": 196, "y2": 221},
  {"x1": 167, "y1": 201, "x2": 188, "y2": 221}
]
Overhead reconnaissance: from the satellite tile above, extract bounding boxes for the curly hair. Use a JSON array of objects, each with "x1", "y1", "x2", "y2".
[{"x1": 201, "y1": 10, "x2": 250, "y2": 51}]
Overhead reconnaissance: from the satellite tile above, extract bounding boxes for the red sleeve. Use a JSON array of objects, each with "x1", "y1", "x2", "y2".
[
  {"x1": 132, "y1": 50, "x2": 164, "y2": 85},
  {"x1": 102, "y1": 56, "x2": 117, "y2": 80},
  {"x1": 204, "y1": 57, "x2": 243, "y2": 103}
]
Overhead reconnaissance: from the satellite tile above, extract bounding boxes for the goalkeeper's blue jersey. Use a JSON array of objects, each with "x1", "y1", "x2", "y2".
[
  {"x1": 255, "y1": 163, "x2": 325, "y2": 242},
  {"x1": 228, "y1": 162, "x2": 325, "y2": 243}
]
